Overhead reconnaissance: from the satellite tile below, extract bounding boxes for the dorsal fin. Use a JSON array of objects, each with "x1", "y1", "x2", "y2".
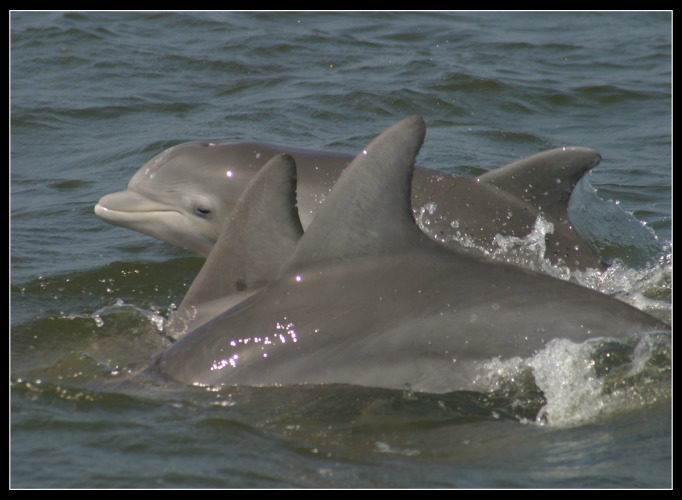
[
  {"x1": 286, "y1": 116, "x2": 427, "y2": 270},
  {"x1": 177, "y1": 153, "x2": 303, "y2": 314},
  {"x1": 478, "y1": 147, "x2": 601, "y2": 224}
]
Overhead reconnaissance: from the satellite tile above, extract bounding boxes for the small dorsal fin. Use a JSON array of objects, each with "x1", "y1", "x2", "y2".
[
  {"x1": 286, "y1": 116, "x2": 427, "y2": 270},
  {"x1": 478, "y1": 147, "x2": 601, "y2": 224},
  {"x1": 178, "y1": 153, "x2": 303, "y2": 313}
]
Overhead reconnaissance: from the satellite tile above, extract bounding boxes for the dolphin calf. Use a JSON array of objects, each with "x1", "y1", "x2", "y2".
[
  {"x1": 95, "y1": 134, "x2": 606, "y2": 271},
  {"x1": 155, "y1": 116, "x2": 668, "y2": 393}
]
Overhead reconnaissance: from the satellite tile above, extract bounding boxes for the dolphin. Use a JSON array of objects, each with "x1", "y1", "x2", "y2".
[
  {"x1": 155, "y1": 116, "x2": 669, "y2": 393},
  {"x1": 95, "y1": 134, "x2": 606, "y2": 271}
]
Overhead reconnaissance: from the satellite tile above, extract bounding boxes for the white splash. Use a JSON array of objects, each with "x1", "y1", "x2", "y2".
[{"x1": 475, "y1": 332, "x2": 670, "y2": 428}]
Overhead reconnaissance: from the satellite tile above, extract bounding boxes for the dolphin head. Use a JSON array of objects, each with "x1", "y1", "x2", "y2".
[{"x1": 94, "y1": 141, "x2": 258, "y2": 256}]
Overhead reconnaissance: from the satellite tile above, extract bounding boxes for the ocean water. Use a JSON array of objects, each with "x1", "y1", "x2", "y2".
[{"x1": 10, "y1": 11, "x2": 671, "y2": 488}]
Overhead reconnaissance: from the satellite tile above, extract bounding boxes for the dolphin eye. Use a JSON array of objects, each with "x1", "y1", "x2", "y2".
[{"x1": 194, "y1": 207, "x2": 212, "y2": 217}]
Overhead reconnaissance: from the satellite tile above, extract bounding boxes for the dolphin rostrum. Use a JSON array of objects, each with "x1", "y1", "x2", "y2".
[
  {"x1": 155, "y1": 116, "x2": 668, "y2": 393},
  {"x1": 95, "y1": 133, "x2": 606, "y2": 271}
]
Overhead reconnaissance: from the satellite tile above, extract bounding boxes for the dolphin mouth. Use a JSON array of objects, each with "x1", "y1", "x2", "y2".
[
  {"x1": 94, "y1": 190, "x2": 179, "y2": 222},
  {"x1": 94, "y1": 202, "x2": 178, "y2": 221}
]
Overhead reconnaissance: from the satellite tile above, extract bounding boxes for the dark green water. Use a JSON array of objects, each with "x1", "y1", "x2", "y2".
[{"x1": 11, "y1": 11, "x2": 671, "y2": 488}]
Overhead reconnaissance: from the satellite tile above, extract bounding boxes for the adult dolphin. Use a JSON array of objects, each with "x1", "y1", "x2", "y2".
[
  {"x1": 95, "y1": 135, "x2": 606, "y2": 271},
  {"x1": 155, "y1": 116, "x2": 668, "y2": 393}
]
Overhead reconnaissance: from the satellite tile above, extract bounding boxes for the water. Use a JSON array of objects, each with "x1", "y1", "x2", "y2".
[{"x1": 11, "y1": 11, "x2": 671, "y2": 488}]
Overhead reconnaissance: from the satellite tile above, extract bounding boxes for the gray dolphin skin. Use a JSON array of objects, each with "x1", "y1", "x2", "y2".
[
  {"x1": 155, "y1": 116, "x2": 669, "y2": 393},
  {"x1": 165, "y1": 153, "x2": 303, "y2": 339},
  {"x1": 95, "y1": 131, "x2": 605, "y2": 271}
]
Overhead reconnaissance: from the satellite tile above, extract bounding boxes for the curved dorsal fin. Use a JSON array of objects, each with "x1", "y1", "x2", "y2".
[
  {"x1": 178, "y1": 153, "x2": 303, "y2": 312},
  {"x1": 286, "y1": 115, "x2": 428, "y2": 270},
  {"x1": 479, "y1": 147, "x2": 601, "y2": 224}
]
